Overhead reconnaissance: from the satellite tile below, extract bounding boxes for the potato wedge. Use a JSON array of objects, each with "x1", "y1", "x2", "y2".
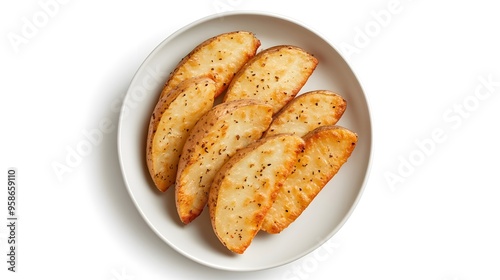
[
  {"x1": 160, "y1": 31, "x2": 261, "y2": 99},
  {"x1": 146, "y1": 76, "x2": 216, "y2": 192},
  {"x1": 261, "y1": 126, "x2": 357, "y2": 234},
  {"x1": 209, "y1": 134, "x2": 305, "y2": 254},
  {"x1": 176, "y1": 99, "x2": 273, "y2": 224},
  {"x1": 223, "y1": 45, "x2": 318, "y2": 114},
  {"x1": 263, "y1": 90, "x2": 347, "y2": 137}
]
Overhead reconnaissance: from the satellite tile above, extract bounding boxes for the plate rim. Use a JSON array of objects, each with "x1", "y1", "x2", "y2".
[{"x1": 117, "y1": 10, "x2": 373, "y2": 272}]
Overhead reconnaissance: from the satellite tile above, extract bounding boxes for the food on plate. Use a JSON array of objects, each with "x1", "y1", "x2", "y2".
[
  {"x1": 208, "y1": 134, "x2": 305, "y2": 254},
  {"x1": 263, "y1": 90, "x2": 347, "y2": 137},
  {"x1": 146, "y1": 76, "x2": 216, "y2": 192},
  {"x1": 160, "y1": 31, "x2": 261, "y2": 99},
  {"x1": 223, "y1": 45, "x2": 318, "y2": 114},
  {"x1": 142, "y1": 29, "x2": 359, "y2": 254},
  {"x1": 175, "y1": 99, "x2": 273, "y2": 224},
  {"x1": 261, "y1": 126, "x2": 357, "y2": 234}
]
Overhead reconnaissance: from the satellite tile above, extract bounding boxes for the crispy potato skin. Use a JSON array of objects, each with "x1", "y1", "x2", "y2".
[
  {"x1": 160, "y1": 31, "x2": 261, "y2": 99},
  {"x1": 175, "y1": 100, "x2": 273, "y2": 224},
  {"x1": 146, "y1": 76, "x2": 216, "y2": 192},
  {"x1": 142, "y1": 30, "x2": 360, "y2": 253},
  {"x1": 209, "y1": 134, "x2": 305, "y2": 254},
  {"x1": 261, "y1": 126, "x2": 357, "y2": 234},
  {"x1": 223, "y1": 45, "x2": 318, "y2": 114},
  {"x1": 263, "y1": 90, "x2": 347, "y2": 137}
]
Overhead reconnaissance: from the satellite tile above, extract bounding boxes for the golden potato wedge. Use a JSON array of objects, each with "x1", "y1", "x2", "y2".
[
  {"x1": 146, "y1": 76, "x2": 216, "y2": 192},
  {"x1": 223, "y1": 45, "x2": 318, "y2": 114},
  {"x1": 209, "y1": 134, "x2": 305, "y2": 254},
  {"x1": 263, "y1": 90, "x2": 347, "y2": 137},
  {"x1": 261, "y1": 126, "x2": 357, "y2": 234},
  {"x1": 176, "y1": 99, "x2": 273, "y2": 224},
  {"x1": 160, "y1": 31, "x2": 261, "y2": 99}
]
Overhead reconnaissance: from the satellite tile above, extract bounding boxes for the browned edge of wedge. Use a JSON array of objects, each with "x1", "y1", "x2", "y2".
[
  {"x1": 175, "y1": 99, "x2": 273, "y2": 224},
  {"x1": 261, "y1": 125, "x2": 358, "y2": 233},
  {"x1": 223, "y1": 45, "x2": 319, "y2": 114},
  {"x1": 146, "y1": 76, "x2": 216, "y2": 192},
  {"x1": 263, "y1": 90, "x2": 347, "y2": 138},
  {"x1": 159, "y1": 31, "x2": 261, "y2": 100},
  {"x1": 208, "y1": 134, "x2": 305, "y2": 253}
]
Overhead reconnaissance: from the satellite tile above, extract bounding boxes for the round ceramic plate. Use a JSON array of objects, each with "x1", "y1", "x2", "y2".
[{"x1": 117, "y1": 11, "x2": 372, "y2": 271}]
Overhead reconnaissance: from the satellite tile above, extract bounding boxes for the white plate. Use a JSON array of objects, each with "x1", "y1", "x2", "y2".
[{"x1": 117, "y1": 11, "x2": 372, "y2": 271}]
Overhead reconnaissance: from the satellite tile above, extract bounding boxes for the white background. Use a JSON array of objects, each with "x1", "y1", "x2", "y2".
[{"x1": 1, "y1": 0, "x2": 500, "y2": 279}]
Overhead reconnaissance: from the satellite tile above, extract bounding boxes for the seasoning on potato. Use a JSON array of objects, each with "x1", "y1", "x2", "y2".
[
  {"x1": 160, "y1": 31, "x2": 261, "y2": 100},
  {"x1": 223, "y1": 45, "x2": 318, "y2": 114},
  {"x1": 263, "y1": 90, "x2": 347, "y2": 138},
  {"x1": 261, "y1": 126, "x2": 358, "y2": 234},
  {"x1": 175, "y1": 99, "x2": 273, "y2": 224},
  {"x1": 146, "y1": 76, "x2": 216, "y2": 192},
  {"x1": 143, "y1": 29, "x2": 359, "y2": 254},
  {"x1": 208, "y1": 134, "x2": 305, "y2": 254}
]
